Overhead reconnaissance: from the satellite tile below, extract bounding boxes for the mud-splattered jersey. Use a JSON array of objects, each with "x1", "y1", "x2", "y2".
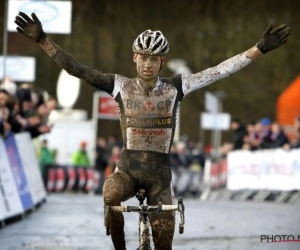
[
  {"x1": 112, "y1": 75, "x2": 183, "y2": 154},
  {"x1": 40, "y1": 35, "x2": 259, "y2": 180},
  {"x1": 93, "y1": 50, "x2": 253, "y2": 156}
]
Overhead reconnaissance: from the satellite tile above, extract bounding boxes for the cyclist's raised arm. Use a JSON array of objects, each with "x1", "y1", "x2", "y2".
[
  {"x1": 14, "y1": 12, "x2": 114, "y2": 93},
  {"x1": 182, "y1": 24, "x2": 291, "y2": 96}
]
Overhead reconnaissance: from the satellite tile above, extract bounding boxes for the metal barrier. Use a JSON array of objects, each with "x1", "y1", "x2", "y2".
[
  {"x1": 200, "y1": 149, "x2": 300, "y2": 204},
  {"x1": 46, "y1": 166, "x2": 96, "y2": 193},
  {"x1": 0, "y1": 133, "x2": 47, "y2": 228}
]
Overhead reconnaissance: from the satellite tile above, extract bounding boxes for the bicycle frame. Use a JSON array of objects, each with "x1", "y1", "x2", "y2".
[{"x1": 104, "y1": 189, "x2": 185, "y2": 250}]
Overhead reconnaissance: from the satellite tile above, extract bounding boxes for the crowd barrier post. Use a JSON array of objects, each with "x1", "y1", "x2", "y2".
[
  {"x1": 85, "y1": 168, "x2": 94, "y2": 192},
  {"x1": 47, "y1": 168, "x2": 56, "y2": 192},
  {"x1": 55, "y1": 168, "x2": 66, "y2": 192},
  {"x1": 77, "y1": 168, "x2": 86, "y2": 190},
  {"x1": 66, "y1": 167, "x2": 76, "y2": 191}
]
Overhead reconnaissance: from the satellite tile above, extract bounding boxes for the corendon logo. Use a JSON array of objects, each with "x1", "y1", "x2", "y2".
[{"x1": 133, "y1": 129, "x2": 166, "y2": 136}]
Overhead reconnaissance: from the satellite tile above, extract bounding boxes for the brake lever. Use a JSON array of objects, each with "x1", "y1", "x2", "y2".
[{"x1": 177, "y1": 197, "x2": 185, "y2": 234}]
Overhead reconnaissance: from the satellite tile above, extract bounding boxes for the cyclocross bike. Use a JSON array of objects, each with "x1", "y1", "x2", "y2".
[{"x1": 104, "y1": 189, "x2": 185, "y2": 250}]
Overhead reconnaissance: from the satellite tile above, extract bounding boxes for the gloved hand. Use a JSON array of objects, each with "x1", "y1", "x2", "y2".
[
  {"x1": 14, "y1": 12, "x2": 47, "y2": 43},
  {"x1": 256, "y1": 24, "x2": 291, "y2": 54}
]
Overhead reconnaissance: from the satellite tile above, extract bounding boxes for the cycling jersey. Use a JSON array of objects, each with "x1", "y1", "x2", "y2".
[
  {"x1": 39, "y1": 37, "x2": 258, "y2": 174},
  {"x1": 85, "y1": 49, "x2": 253, "y2": 157}
]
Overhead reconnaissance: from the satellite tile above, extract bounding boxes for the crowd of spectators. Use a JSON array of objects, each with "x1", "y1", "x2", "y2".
[
  {"x1": 220, "y1": 116, "x2": 300, "y2": 155},
  {"x1": 0, "y1": 76, "x2": 57, "y2": 139}
]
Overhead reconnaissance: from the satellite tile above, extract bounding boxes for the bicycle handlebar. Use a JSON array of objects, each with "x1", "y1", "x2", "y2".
[
  {"x1": 110, "y1": 204, "x2": 178, "y2": 212},
  {"x1": 105, "y1": 197, "x2": 185, "y2": 234}
]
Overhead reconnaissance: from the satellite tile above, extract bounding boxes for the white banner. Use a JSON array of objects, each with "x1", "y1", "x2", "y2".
[
  {"x1": 8, "y1": 0, "x2": 72, "y2": 34},
  {"x1": 0, "y1": 56, "x2": 36, "y2": 82},
  {"x1": 205, "y1": 91, "x2": 218, "y2": 113},
  {"x1": 201, "y1": 112, "x2": 231, "y2": 130},
  {"x1": 14, "y1": 133, "x2": 47, "y2": 204},
  {"x1": 0, "y1": 138, "x2": 24, "y2": 220},
  {"x1": 227, "y1": 149, "x2": 300, "y2": 191}
]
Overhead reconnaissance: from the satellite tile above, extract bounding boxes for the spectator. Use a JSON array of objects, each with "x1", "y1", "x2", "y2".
[
  {"x1": 174, "y1": 141, "x2": 192, "y2": 196},
  {"x1": 283, "y1": 116, "x2": 300, "y2": 150},
  {"x1": 252, "y1": 121, "x2": 264, "y2": 148},
  {"x1": 191, "y1": 142, "x2": 205, "y2": 169},
  {"x1": 39, "y1": 139, "x2": 55, "y2": 169},
  {"x1": 0, "y1": 89, "x2": 10, "y2": 137},
  {"x1": 16, "y1": 87, "x2": 32, "y2": 117},
  {"x1": 1, "y1": 76, "x2": 17, "y2": 95},
  {"x1": 259, "y1": 117, "x2": 273, "y2": 148},
  {"x1": 242, "y1": 122, "x2": 260, "y2": 150},
  {"x1": 46, "y1": 97, "x2": 57, "y2": 111},
  {"x1": 0, "y1": 89, "x2": 10, "y2": 107},
  {"x1": 72, "y1": 141, "x2": 91, "y2": 167},
  {"x1": 0, "y1": 107, "x2": 11, "y2": 138},
  {"x1": 170, "y1": 143, "x2": 179, "y2": 172},
  {"x1": 39, "y1": 139, "x2": 55, "y2": 187},
  {"x1": 94, "y1": 137, "x2": 108, "y2": 195},
  {"x1": 230, "y1": 118, "x2": 247, "y2": 150},
  {"x1": 263, "y1": 123, "x2": 289, "y2": 148},
  {"x1": 176, "y1": 141, "x2": 192, "y2": 169},
  {"x1": 108, "y1": 145, "x2": 121, "y2": 173}
]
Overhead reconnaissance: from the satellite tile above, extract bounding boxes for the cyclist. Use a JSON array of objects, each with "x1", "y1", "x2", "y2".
[{"x1": 14, "y1": 12, "x2": 290, "y2": 250}]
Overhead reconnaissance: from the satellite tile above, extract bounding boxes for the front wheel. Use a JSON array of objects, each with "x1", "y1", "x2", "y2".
[{"x1": 139, "y1": 213, "x2": 151, "y2": 250}]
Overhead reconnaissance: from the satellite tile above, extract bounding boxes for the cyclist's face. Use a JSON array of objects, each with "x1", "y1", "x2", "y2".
[{"x1": 134, "y1": 54, "x2": 163, "y2": 80}]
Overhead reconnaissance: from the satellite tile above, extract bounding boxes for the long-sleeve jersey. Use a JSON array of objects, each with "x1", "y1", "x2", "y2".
[{"x1": 38, "y1": 37, "x2": 261, "y2": 172}]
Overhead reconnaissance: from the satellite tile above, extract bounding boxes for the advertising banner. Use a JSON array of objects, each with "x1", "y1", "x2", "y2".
[
  {"x1": 4, "y1": 135, "x2": 33, "y2": 211},
  {"x1": 8, "y1": 0, "x2": 72, "y2": 34},
  {"x1": 0, "y1": 138, "x2": 24, "y2": 219},
  {"x1": 93, "y1": 91, "x2": 119, "y2": 120},
  {"x1": 14, "y1": 133, "x2": 47, "y2": 204},
  {"x1": 0, "y1": 56, "x2": 36, "y2": 82},
  {"x1": 0, "y1": 138, "x2": 24, "y2": 220},
  {"x1": 227, "y1": 149, "x2": 300, "y2": 191}
]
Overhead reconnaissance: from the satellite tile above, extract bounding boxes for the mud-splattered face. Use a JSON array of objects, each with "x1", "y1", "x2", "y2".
[{"x1": 134, "y1": 54, "x2": 163, "y2": 81}]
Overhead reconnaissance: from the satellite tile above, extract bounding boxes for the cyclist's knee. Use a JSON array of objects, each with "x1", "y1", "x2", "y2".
[{"x1": 103, "y1": 179, "x2": 122, "y2": 205}]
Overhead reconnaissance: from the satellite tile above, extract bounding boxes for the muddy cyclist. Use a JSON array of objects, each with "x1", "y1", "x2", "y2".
[{"x1": 14, "y1": 12, "x2": 290, "y2": 250}]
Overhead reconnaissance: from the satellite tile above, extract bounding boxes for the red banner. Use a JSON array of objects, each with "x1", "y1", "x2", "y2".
[{"x1": 98, "y1": 96, "x2": 119, "y2": 119}]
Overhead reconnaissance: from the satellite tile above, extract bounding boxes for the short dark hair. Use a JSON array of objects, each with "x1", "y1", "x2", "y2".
[
  {"x1": 231, "y1": 118, "x2": 241, "y2": 124},
  {"x1": 0, "y1": 89, "x2": 9, "y2": 96}
]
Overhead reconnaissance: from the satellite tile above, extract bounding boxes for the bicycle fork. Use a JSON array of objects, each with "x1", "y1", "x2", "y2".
[{"x1": 139, "y1": 205, "x2": 151, "y2": 250}]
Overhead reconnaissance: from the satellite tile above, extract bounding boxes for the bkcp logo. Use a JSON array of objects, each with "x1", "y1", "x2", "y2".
[
  {"x1": 126, "y1": 99, "x2": 172, "y2": 112},
  {"x1": 261, "y1": 235, "x2": 300, "y2": 243}
]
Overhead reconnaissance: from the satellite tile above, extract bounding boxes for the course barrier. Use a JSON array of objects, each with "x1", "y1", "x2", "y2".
[
  {"x1": 45, "y1": 165, "x2": 97, "y2": 193},
  {"x1": 0, "y1": 132, "x2": 47, "y2": 228},
  {"x1": 200, "y1": 149, "x2": 300, "y2": 204}
]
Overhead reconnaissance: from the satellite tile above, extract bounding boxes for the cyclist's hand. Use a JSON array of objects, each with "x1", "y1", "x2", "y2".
[
  {"x1": 256, "y1": 24, "x2": 290, "y2": 54},
  {"x1": 14, "y1": 12, "x2": 47, "y2": 43}
]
